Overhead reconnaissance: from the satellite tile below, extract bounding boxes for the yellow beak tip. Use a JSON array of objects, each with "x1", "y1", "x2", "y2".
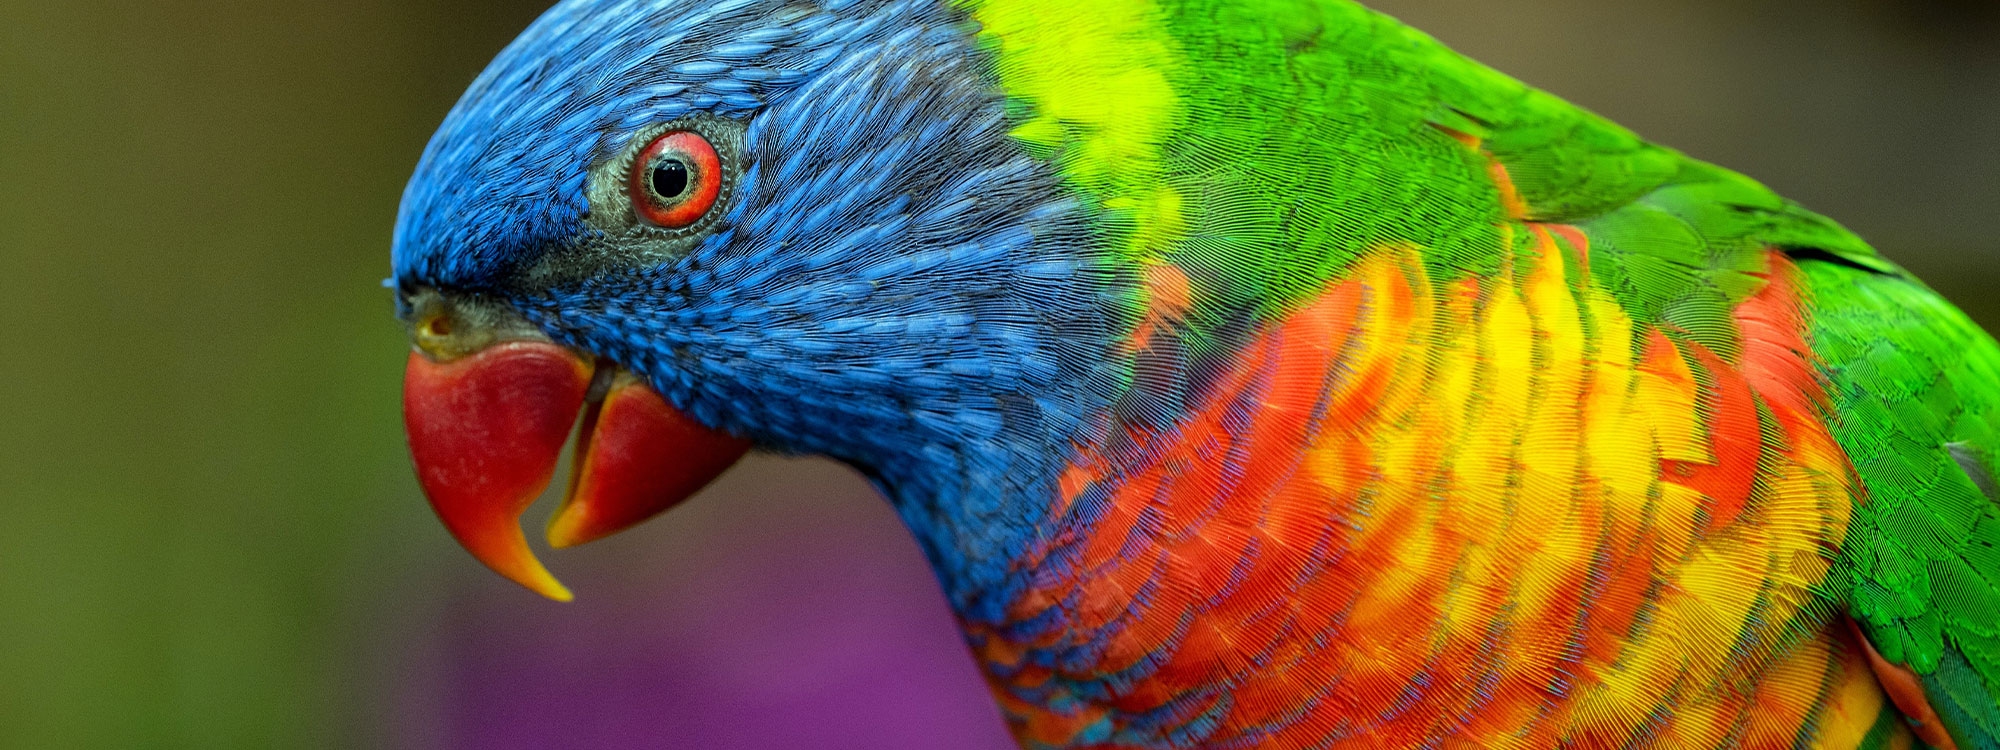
[
  {"x1": 545, "y1": 510, "x2": 586, "y2": 551},
  {"x1": 522, "y1": 574, "x2": 576, "y2": 603}
]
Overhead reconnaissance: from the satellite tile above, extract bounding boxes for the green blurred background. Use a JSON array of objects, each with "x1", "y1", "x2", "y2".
[{"x1": 1, "y1": 0, "x2": 1996, "y2": 747}]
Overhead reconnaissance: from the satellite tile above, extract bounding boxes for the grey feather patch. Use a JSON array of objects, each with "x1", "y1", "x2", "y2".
[{"x1": 1948, "y1": 441, "x2": 1999, "y2": 506}]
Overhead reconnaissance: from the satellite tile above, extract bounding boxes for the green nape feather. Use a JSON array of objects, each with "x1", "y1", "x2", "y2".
[{"x1": 967, "y1": 0, "x2": 1893, "y2": 355}]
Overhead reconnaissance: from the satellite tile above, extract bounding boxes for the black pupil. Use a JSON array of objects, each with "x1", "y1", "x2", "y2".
[{"x1": 650, "y1": 159, "x2": 691, "y2": 201}]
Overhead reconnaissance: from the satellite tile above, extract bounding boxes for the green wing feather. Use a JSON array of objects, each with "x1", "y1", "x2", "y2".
[{"x1": 1808, "y1": 259, "x2": 2000, "y2": 747}]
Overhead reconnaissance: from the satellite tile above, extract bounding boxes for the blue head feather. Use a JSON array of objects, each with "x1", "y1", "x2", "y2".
[
  {"x1": 392, "y1": 0, "x2": 1136, "y2": 612},
  {"x1": 394, "y1": 0, "x2": 889, "y2": 287}
]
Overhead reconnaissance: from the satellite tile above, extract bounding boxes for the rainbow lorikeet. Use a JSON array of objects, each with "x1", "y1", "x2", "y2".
[{"x1": 389, "y1": 0, "x2": 2000, "y2": 746}]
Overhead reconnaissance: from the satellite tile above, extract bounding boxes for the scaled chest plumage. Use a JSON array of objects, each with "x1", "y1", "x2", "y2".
[{"x1": 975, "y1": 233, "x2": 1882, "y2": 748}]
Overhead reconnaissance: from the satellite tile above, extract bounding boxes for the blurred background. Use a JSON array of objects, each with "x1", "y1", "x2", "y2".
[{"x1": 2, "y1": 0, "x2": 1996, "y2": 747}]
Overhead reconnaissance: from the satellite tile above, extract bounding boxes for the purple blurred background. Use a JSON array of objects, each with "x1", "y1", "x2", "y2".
[{"x1": 366, "y1": 458, "x2": 1017, "y2": 749}]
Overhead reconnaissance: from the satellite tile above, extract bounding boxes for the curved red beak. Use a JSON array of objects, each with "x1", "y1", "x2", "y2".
[{"x1": 402, "y1": 341, "x2": 749, "y2": 600}]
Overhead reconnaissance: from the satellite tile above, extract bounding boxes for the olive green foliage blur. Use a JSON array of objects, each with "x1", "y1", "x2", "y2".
[
  {"x1": 0, "y1": 1, "x2": 550, "y2": 746},
  {"x1": 1, "y1": 0, "x2": 1996, "y2": 747}
]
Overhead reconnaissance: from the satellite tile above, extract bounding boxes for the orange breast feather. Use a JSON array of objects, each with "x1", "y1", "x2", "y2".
[{"x1": 974, "y1": 229, "x2": 1909, "y2": 749}]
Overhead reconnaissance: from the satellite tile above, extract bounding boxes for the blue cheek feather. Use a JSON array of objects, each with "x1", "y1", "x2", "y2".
[{"x1": 392, "y1": 0, "x2": 1137, "y2": 613}]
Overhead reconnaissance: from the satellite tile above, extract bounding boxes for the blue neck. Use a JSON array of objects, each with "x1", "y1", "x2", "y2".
[{"x1": 850, "y1": 400, "x2": 1098, "y2": 624}]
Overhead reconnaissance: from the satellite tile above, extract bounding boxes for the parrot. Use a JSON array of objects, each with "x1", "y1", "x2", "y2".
[{"x1": 388, "y1": 0, "x2": 2000, "y2": 747}]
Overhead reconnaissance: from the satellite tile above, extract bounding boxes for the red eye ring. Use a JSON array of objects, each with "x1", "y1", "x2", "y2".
[{"x1": 629, "y1": 130, "x2": 722, "y2": 229}]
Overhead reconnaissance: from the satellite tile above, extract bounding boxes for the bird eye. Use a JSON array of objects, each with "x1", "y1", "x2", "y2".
[{"x1": 628, "y1": 130, "x2": 721, "y2": 229}]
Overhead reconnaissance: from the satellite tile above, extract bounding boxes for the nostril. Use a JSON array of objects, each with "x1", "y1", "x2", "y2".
[{"x1": 423, "y1": 316, "x2": 454, "y2": 339}]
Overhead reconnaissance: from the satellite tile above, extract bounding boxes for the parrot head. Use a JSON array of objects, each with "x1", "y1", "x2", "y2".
[{"x1": 392, "y1": 0, "x2": 1125, "y2": 599}]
